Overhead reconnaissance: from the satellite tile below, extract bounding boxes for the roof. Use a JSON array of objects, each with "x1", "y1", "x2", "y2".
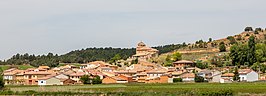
[
  {"x1": 173, "y1": 60, "x2": 194, "y2": 64},
  {"x1": 199, "y1": 70, "x2": 212, "y2": 74},
  {"x1": 137, "y1": 41, "x2": 146, "y2": 47},
  {"x1": 38, "y1": 66, "x2": 50, "y2": 69},
  {"x1": 181, "y1": 73, "x2": 195, "y2": 78},
  {"x1": 89, "y1": 61, "x2": 111, "y2": 67},
  {"x1": 146, "y1": 71, "x2": 167, "y2": 74},
  {"x1": 110, "y1": 76, "x2": 126, "y2": 81},
  {"x1": 115, "y1": 71, "x2": 137, "y2": 74},
  {"x1": 136, "y1": 72, "x2": 147, "y2": 76},
  {"x1": 239, "y1": 69, "x2": 253, "y2": 75},
  {"x1": 69, "y1": 72, "x2": 86, "y2": 76},
  {"x1": 24, "y1": 71, "x2": 52, "y2": 75},
  {"x1": 38, "y1": 74, "x2": 57, "y2": 80},
  {"x1": 222, "y1": 73, "x2": 235, "y2": 77}
]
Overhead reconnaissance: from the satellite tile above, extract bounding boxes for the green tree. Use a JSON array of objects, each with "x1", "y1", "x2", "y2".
[
  {"x1": 0, "y1": 68, "x2": 4, "y2": 90},
  {"x1": 80, "y1": 75, "x2": 91, "y2": 84},
  {"x1": 219, "y1": 42, "x2": 226, "y2": 52},
  {"x1": 247, "y1": 36, "x2": 256, "y2": 66},
  {"x1": 233, "y1": 67, "x2": 240, "y2": 81},
  {"x1": 244, "y1": 27, "x2": 253, "y2": 32},
  {"x1": 131, "y1": 58, "x2": 138, "y2": 64},
  {"x1": 171, "y1": 52, "x2": 182, "y2": 61},
  {"x1": 208, "y1": 38, "x2": 212, "y2": 42},
  {"x1": 227, "y1": 36, "x2": 237, "y2": 45},
  {"x1": 109, "y1": 54, "x2": 122, "y2": 63},
  {"x1": 195, "y1": 60, "x2": 208, "y2": 69},
  {"x1": 92, "y1": 76, "x2": 102, "y2": 84},
  {"x1": 195, "y1": 75, "x2": 205, "y2": 82}
]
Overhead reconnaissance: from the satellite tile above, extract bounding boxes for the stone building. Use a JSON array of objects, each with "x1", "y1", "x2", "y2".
[{"x1": 132, "y1": 42, "x2": 159, "y2": 61}]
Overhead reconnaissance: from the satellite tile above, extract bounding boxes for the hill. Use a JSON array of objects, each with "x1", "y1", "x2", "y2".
[
  {"x1": 0, "y1": 44, "x2": 186, "y2": 67},
  {"x1": 154, "y1": 27, "x2": 266, "y2": 67}
]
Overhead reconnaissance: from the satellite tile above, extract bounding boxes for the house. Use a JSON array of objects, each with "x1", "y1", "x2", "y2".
[
  {"x1": 69, "y1": 71, "x2": 86, "y2": 83},
  {"x1": 146, "y1": 75, "x2": 173, "y2": 83},
  {"x1": 146, "y1": 71, "x2": 166, "y2": 78},
  {"x1": 198, "y1": 70, "x2": 221, "y2": 83},
  {"x1": 38, "y1": 75, "x2": 62, "y2": 85},
  {"x1": 173, "y1": 60, "x2": 195, "y2": 70},
  {"x1": 181, "y1": 73, "x2": 195, "y2": 82},
  {"x1": 239, "y1": 69, "x2": 258, "y2": 82},
  {"x1": 102, "y1": 76, "x2": 128, "y2": 84},
  {"x1": 118, "y1": 75, "x2": 133, "y2": 83},
  {"x1": 38, "y1": 66, "x2": 50, "y2": 70},
  {"x1": 136, "y1": 72, "x2": 147, "y2": 83},
  {"x1": 99, "y1": 67, "x2": 113, "y2": 72},
  {"x1": 23, "y1": 71, "x2": 53, "y2": 85},
  {"x1": 220, "y1": 73, "x2": 235, "y2": 83},
  {"x1": 115, "y1": 70, "x2": 137, "y2": 76}
]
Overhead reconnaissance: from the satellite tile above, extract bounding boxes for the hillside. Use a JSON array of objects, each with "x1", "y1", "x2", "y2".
[
  {"x1": 154, "y1": 27, "x2": 266, "y2": 66},
  {"x1": 0, "y1": 44, "x2": 186, "y2": 67}
]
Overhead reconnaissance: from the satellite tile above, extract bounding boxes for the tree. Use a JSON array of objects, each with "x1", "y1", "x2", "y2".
[
  {"x1": 255, "y1": 28, "x2": 262, "y2": 33},
  {"x1": 244, "y1": 27, "x2": 253, "y2": 32},
  {"x1": 227, "y1": 36, "x2": 237, "y2": 45},
  {"x1": 171, "y1": 52, "x2": 182, "y2": 61},
  {"x1": 0, "y1": 68, "x2": 4, "y2": 90},
  {"x1": 195, "y1": 60, "x2": 208, "y2": 69},
  {"x1": 247, "y1": 36, "x2": 256, "y2": 66},
  {"x1": 109, "y1": 54, "x2": 122, "y2": 63},
  {"x1": 195, "y1": 75, "x2": 205, "y2": 82},
  {"x1": 80, "y1": 75, "x2": 91, "y2": 84},
  {"x1": 131, "y1": 58, "x2": 138, "y2": 64},
  {"x1": 208, "y1": 38, "x2": 212, "y2": 42},
  {"x1": 219, "y1": 42, "x2": 226, "y2": 52},
  {"x1": 92, "y1": 76, "x2": 102, "y2": 84},
  {"x1": 256, "y1": 43, "x2": 266, "y2": 62},
  {"x1": 233, "y1": 67, "x2": 240, "y2": 81}
]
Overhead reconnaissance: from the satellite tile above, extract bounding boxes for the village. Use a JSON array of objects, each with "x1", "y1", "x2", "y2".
[{"x1": 2, "y1": 42, "x2": 262, "y2": 86}]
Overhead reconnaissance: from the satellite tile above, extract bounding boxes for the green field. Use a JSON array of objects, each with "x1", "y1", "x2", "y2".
[
  {"x1": 0, "y1": 65, "x2": 34, "y2": 70},
  {"x1": 4, "y1": 83, "x2": 266, "y2": 95}
]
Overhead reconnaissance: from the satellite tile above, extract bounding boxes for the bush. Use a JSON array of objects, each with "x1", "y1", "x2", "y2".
[
  {"x1": 195, "y1": 75, "x2": 205, "y2": 83},
  {"x1": 92, "y1": 76, "x2": 102, "y2": 84},
  {"x1": 80, "y1": 75, "x2": 91, "y2": 84},
  {"x1": 173, "y1": 78, "x2": 182, "y2": 82},
  {"x1": 219, "y1": 42, "x2": 226, "y2": 52}
]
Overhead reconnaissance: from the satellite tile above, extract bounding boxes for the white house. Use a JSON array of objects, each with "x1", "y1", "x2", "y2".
[
  {"x1": 198, "y1": 70, "x2": 221, "y2": 83},
  {"x1": 239, "y1": 69, "x2": 258, "y2": 82},
  {"x1": 38, "y1": 75, "x2": 63, "y2": 85}
]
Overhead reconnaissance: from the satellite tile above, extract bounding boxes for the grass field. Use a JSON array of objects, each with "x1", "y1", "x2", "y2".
[
  {"x1": 0, "y1": 65, "x2": 34, "y2": 70},
  {"x1": 5, "y1": 83, "x2": 266, "y2": 95}
]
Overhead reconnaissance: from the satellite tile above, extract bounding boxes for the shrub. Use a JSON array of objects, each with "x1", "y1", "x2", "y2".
[
  {"x1": 195, "y1": 75, "x2": 205, "y2": 83},
  {"x1": 173, "y1": 78, "x2": 183, "y2": 82}
]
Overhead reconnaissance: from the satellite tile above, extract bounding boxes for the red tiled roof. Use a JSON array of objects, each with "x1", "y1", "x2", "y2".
[{"x1": 173, "y1": 60, "x2": 194, "y2": 64}]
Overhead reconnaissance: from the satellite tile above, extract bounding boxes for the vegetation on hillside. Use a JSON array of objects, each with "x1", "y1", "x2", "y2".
[{"x1": 0, "y1": 44, "x2": 186, "y2": 67}]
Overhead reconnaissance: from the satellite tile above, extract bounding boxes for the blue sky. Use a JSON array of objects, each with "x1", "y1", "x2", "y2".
[{"x1": 0, "y1": 0, "x2": 266, "y2": 60}]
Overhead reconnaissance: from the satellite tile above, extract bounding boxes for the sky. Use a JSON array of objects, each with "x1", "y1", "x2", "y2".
[{"x1": 0, "y1": 0, "x2": 266, "y2": 60}]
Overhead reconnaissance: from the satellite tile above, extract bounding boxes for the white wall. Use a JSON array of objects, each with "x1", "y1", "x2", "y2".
[
  {"x1": 38, "y1": 80, "x2": 46, "y2": 85},
  {"x1": 239, "y1": 71, "x2": 258, "y2": 82},
  {"x1": 4, "y1": 75, "x2": 13, "y2": 80},
  {"x1": 247, "y1": 71, "x2": 258, "y2": 82}
]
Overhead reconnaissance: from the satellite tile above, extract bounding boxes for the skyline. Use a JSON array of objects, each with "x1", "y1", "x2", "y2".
[{"x1": 1, "y1": 0, "x2": 266, "y2": 60}]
